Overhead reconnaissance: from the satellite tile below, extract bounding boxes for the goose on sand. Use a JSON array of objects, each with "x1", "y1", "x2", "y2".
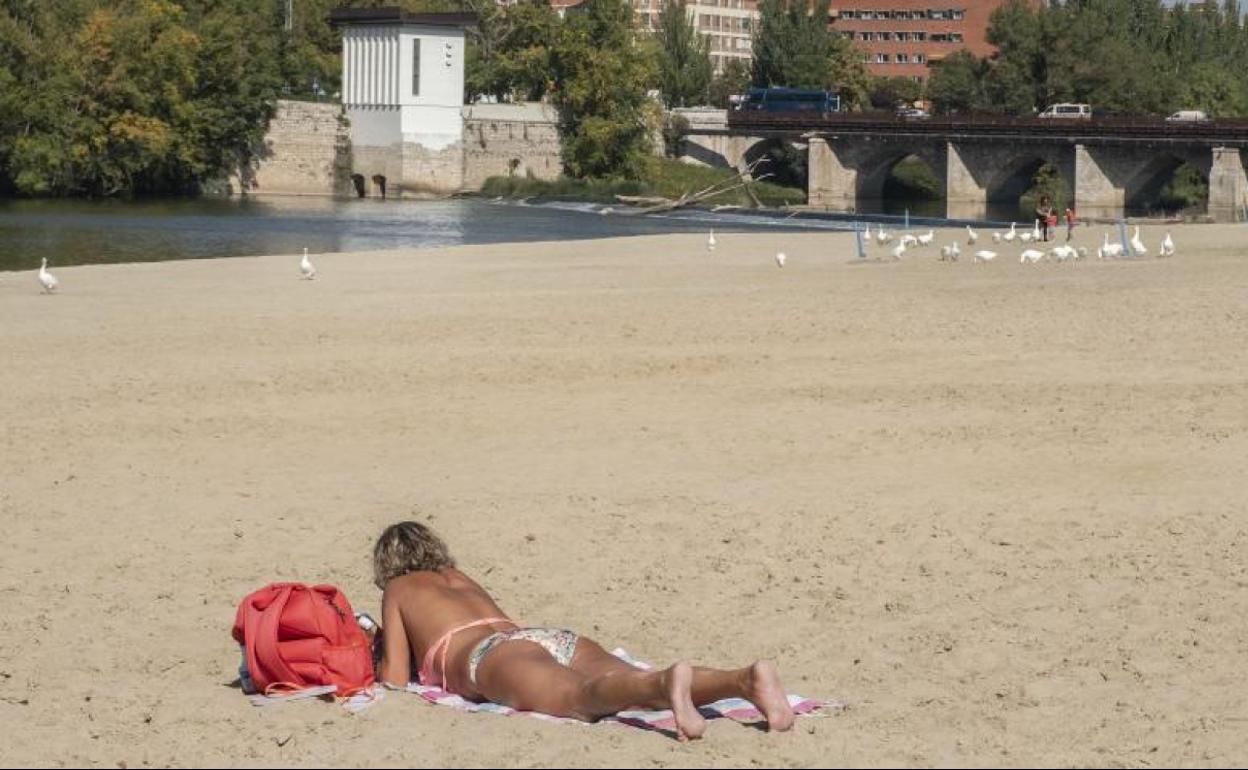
[
  {"x1": 774, "y1": 251, "x2": 787, "y2": 268},
  {"x1": 707, "y1": 229, "x2": 717, "y2": 252},
  {"x1": 1130, "y1": 225, "x2": 1147, "y2": 257},
  {"x1": 973, "y1": 249, "x2": 998, "y2": 263},
  {"x1": 966, "y1": 225, "x2": 978, "y2": 245},
  {"x1": 38, "y1": 257, "x2": 59, "y2": 293},
  {"x1": 300, "y1": 248, "x2": 317, "y2": 280},
  {"x1": 1160, "y1": 230, "x2": 1175, "y2": 257}
]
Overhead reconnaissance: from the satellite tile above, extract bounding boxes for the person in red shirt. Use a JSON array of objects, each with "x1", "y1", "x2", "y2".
[{"x1": 1064, "y1": 207, "x2": 1078, "y2": 242}]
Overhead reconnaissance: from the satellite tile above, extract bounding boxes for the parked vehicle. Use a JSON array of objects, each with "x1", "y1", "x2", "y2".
[
  {"x1": 1038, "y1": 103, "x2": 1092, "y2": 119},
  {"x1": 896, "y1": 107, "x2": 930, "y2": 119},
  {"x1": 737, "y1": 87, "x2": 842, "y2": 114},
  {"x1": 1166, "y1": 110, "x2": 1210, "y2": 122}
]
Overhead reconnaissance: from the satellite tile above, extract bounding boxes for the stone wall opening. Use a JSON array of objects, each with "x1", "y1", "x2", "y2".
[
  {"x1": 371, "y1": 174, "x2": 388, "y2": 199},
  {"x1": 742, "y1": 139, "x2": 807, "y2": 191},
  {"x1": 990, "y1": 158, "x2": 1070, "y2": 220},
  {"x1": 1127, "y1": 156, "x2": 1208, "y2": 215},
  {"x1": 351, "y1": 174, "x2": 367, "y2": 198}
]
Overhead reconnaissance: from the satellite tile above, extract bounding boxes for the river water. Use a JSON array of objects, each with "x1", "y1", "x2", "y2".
[{"x1": 0, "y1": 194, "x2": 1032, "y2": 273}]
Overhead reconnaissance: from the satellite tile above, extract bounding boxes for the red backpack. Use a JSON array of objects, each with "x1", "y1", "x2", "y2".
[{"x1": 232, "y1": 583, "x2": 375, "y2": 697}]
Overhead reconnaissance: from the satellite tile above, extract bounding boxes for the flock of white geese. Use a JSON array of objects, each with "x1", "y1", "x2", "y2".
[
  {"x1": 28, "y1": 224, "x2": 1179, "y2": 292},
  {"x1": 850, "y1": 219, "x2": 1175, "y2": 266}
]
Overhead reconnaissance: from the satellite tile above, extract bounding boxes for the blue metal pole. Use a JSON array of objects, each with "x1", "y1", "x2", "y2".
[
  {"x1": 854, "y1": 222, "x2": 866, "y2": 259},
  {"x1": 1118, "y1": 219, "x2": 1131, "y2": 256},
  {"x1": 904, "y1": 208, "x2": 910, "y2": 230}
]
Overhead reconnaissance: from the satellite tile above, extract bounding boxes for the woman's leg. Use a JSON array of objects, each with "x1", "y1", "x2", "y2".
[
  {"x1": 475, "y1": 641, "x2": 707, "y2": 739},
  {"x1": 570, "y1": 637, "x2": 796, "y2": 731}
]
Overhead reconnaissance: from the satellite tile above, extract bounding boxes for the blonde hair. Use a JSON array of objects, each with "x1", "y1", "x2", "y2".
[{"x1": 372, "y1": 521, "x2": 456, "y2": 589}]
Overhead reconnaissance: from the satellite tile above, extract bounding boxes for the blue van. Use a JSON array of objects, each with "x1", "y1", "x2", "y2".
[{"x1": 738, "y1": 87, "x2": 841, "y2": 114}]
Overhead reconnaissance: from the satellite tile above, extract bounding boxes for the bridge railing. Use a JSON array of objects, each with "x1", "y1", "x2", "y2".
[{"x1": 725, "y1": 109, "x2": 1248, "y2": 139}]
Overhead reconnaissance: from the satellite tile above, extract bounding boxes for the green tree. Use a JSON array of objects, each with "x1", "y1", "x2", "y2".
[
  {"x1": 868, "y1": 76, "x2": 921, "y2": 110},
  {"x1": 707, "y1": 57, "x2": 751, "y2": 108},
  {"x1": 551, "y1": 0, "x2": 657, "y2": 178},
  {"x1": 655, "y1": 0, "x2": 711, "y2": 108},
  {"x1": 752, "y1": 0, "x2": 867, "y2": 106},
  {"x1": 925, "y1": 50, "x2": 986, "y2": 114},
  {"x1": 468, "y1": 1, "x2": 560, "y2": 103}
]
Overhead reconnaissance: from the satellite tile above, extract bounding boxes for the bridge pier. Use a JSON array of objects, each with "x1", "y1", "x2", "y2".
[
  {"x1": 1209, "y1": 147, "x2": 1248, "y2": 216},
  {"x1": 807, "y1": 137, "x2": 856, "y2": 207}
]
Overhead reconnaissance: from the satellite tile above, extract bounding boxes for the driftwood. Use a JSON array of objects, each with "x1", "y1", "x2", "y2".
[{"x1": 611, "y1": 160, "x2": 772, "y2": 215}]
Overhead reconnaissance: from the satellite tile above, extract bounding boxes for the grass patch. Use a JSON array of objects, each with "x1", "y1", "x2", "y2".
[{"x1": 479, "y1": 157, "x2": 805, "y2": 209}]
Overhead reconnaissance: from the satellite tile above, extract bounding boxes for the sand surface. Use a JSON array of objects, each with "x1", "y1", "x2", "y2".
[{"x1": 2, "y1": 223, "x2": 1247, "y2": 767}]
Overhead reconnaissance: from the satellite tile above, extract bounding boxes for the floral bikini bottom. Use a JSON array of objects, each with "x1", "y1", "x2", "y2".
[{"x1": 467, "y1": 627, "x2": 580, "y2": 686}]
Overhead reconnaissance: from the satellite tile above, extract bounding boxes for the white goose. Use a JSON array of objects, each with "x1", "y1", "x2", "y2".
[
  {"x1": 973, "y1": 249, "x2": 998, "y2": 263},
  {"x1": 891, "y1": 241, "x2": 907, "y2": 261},
  {"x1": 300, "y1": 248, "x2": 317, "y2": 280},
  {"x1": 1049, "y1": 244, "x2": 1076, "y2": 262},
  {"x1": 940, "y1": 242, "x2": 961, "y2": 261},
  {"x1": 1033, "y1": 219, "x2": 1042, "y2": 242},
  {"x1": 875, "y1": 226, "x2": 893, "y2": 246},
  {"x1": 899, "y1": 233, "x2": 919, "y2": 248},
  {"x1": 707, "y1": 229, "x2": 717, "y2": 252},
  {"x1": 38, "y1": 257, "x2": 59, "y2": 293},
  {"x1": 863, "y1": 222, "x2": 873, "y2": 243},
  {"x1": 966, "y1": 225, "x2": 979, "y2": 245},
  {"x1": 1130, "y1": 225, "x2": 1147, "y2": 257},
  {"x1": 1020, "y1": 248, "x2": 1046, "y2": 264},
  {"x1": 1098, "y1": 232, "x2": 1125, "y2": 260},
  {"x1": 1160, "y1": 230, "x2": 1175, "y2": 257},
  {"x1": 917, "y1": 228, "x2": 935, "y2": 247},
  {"x1": 1002, "y1": 222, "x2": 1018, "y2": 243},
  {"x1": 774, "y1": 251, "x2": 787, "y2": 268},
  {"x1": 992, "y1": 231, "x2": 1002, "y2": 244}
]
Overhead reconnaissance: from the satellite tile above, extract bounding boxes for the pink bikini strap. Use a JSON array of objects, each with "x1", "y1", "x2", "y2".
[{"x1": 421, "y1": 617, "x2": 516, "y2": 686}]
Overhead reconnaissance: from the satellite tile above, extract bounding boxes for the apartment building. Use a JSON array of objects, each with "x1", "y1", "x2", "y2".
[
  {"x1": 554, "y1": 0, "x2": 758, "y2": 73},
  {"x1": 830, "y1": 1, "x2": 1041, "y2": 81}
]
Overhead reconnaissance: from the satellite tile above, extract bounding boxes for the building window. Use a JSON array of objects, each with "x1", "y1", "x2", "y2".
[
  {"x1": 951, "y1": 32, "x2": 963, "y2": 42},
  {"x1": 859, "y1": 31, "x2": 870, "y2": 41},
  {"x1": 412, "y1": 38, "x2": 421, "y2": 96},
  {"x1": 915, "y1": 53, "x2": 927, "y2": 63},
  {"x1": 952, "y1": 9, "x2": 965, "y2": 20},
  {"x1": 896, "y1": 53, "x2": 910, "y2": 63},
  {"x1": 875, "y1": 53, "x2": 889, "y2": 63}
]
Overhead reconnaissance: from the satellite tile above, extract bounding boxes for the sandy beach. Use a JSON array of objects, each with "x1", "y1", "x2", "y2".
[{"x1": 2, "y1": 223, "x2": 1247, "y2": 767}]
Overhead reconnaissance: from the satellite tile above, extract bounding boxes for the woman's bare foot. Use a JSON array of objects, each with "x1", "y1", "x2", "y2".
[
  {"x1": 746, "y1": 660, "x2": 795, "y2": 731},
  {"x1": 663, "y1": 662, "x2": 706, "y2": 740}
]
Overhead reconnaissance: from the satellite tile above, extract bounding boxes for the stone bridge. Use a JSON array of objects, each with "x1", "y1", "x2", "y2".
[{"x1": 679, "y1": 110, "x2": 1248, "y2": 217}]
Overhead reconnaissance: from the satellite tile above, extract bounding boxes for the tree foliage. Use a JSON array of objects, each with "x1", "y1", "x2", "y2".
[
  {"x1": 655, "y1": 0, "x2": 712, "y2": 108},
  {"x1": 708, "y1": 58, "x2": 752, "y2": 109},
  {"x1": 550, "y1": 0, "x2": 658, "y2": 179},
  {"x1": 752, "y1": 0, "x2": 868, "y2": 105},
  {"x1": 0, "y1": 0, "x2": 283, "y2": 197},
  {"x1": 929, "y1": 0, "x2": 1248, "y2": 117}
]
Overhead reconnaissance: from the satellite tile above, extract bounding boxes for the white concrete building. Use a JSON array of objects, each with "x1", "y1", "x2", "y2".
[{"x1": 331, "y1": 8, "x2": 476, "y2": 196}]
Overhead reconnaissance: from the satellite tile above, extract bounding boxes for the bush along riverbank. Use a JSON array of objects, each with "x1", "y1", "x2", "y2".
[{"x1": 478, "y1": 157, "x2": 806, "y2": 210}]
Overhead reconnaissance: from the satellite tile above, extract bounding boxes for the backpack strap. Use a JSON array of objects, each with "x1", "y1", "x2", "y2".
[{"x1": 245, "y1": 584, "x2": 303, "y2": 693}]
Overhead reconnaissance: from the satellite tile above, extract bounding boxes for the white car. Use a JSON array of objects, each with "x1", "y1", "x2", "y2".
[
  {"x1": 1166, "y1": 110, "x2": 1210, "y2": 122},
  {"x1": 1038, "y1": 103, "x2": 1092, "y2": 119}
]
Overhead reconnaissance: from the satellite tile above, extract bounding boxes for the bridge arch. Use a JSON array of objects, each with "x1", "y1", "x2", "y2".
[
  {"x1": 1124, "y1": 151, "x2": 1209, "y2": 213},
  {"x1": 856, "y1": 146, "x2": 946, "y2": 201},
  {"x1": 742, "y1": 137, "x2": 808, "y2": 190}
]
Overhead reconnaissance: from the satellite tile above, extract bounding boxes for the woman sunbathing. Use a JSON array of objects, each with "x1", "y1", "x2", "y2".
[{"x1": 372, "y1": 521, "x2": 795, "y2": 740}]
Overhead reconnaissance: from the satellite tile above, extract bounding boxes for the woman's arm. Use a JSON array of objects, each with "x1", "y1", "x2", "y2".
[{"x1": 378, "y1": 589, "x2": 412, "y2": 687}]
